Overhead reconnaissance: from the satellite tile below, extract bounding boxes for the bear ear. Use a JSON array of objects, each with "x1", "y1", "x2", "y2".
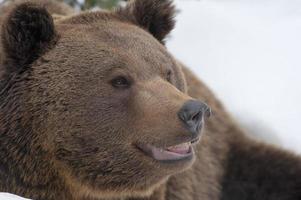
[
  {"x1": 1, "y1": 2, "x2": 57, "y2": 72},
  {"x1": 116, "y1": 0, "x2": 176, "y2": 44}
]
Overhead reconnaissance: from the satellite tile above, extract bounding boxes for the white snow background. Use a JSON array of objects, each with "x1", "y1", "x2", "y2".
[
  {"x1": 0, "y1": 193, "x2": 30, "y2": 200},
  {"x1": 1, "y1": 0, "x2": 301, "y2": 199}
]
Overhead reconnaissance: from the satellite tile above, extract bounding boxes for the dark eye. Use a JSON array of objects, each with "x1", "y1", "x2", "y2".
[
  {"x1": 111, "y1": 76, "x2": 131, "y2": 89},
  {"x1": 166, "y1": 70, "x2": 172, "y2": 82}
]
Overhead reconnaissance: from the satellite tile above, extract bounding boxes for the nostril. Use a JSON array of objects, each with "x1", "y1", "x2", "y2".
[
  {"x1": 191, "y1": 113, "x2": 197, "y2": 122},
  {"x1": 191, "y1": 110, "x2": 202, "y2": 122}
]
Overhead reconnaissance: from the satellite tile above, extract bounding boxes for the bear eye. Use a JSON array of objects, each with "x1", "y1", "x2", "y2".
[
  {"x1": 166, "y1": 70, "x2": 172, "y2": 83},
  {"x1": 111, "y1": 76, "x2": 131, "y2": 89}
]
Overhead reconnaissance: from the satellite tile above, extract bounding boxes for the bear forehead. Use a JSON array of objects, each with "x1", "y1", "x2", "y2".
[
  {"x1": 51, "y1": 14, "x2": 176, "y2": 73},
  {"x1": 56, "y1": 13, "x2": 167, "y2": 52}
]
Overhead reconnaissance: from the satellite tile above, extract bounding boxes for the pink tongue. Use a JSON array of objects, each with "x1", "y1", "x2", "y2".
[
  {"x1": 167, "y1": 145, "x2": 190, "y2": 154},
  {"x1": 144, "y1": 143, "x2": 193, "y2": 161}
]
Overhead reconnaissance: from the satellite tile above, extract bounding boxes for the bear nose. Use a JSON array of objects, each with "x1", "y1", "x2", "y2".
[{"x1": 178, "y1": 100, "x2": 211, "y2": 136}]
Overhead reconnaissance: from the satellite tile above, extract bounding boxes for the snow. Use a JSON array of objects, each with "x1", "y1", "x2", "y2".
[
  {"x1": 167, "y1": 0, "x2": 301, "y2": 154},
  {"x1": 0, "y1": 193, "x2": 30, "y2": 200}
]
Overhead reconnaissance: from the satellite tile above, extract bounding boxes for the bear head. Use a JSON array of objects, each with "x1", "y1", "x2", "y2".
[{"x1": 0, "y1": 0, "x2": 211, "y2": 198}]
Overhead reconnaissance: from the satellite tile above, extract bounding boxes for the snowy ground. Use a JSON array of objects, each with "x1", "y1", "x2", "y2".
[
  {"x1": 167, "y1": 0, "x2": 301, "y2": 154},
  {"x1": 1, "y1": 0, "x2": 301, "y2": 199},
  {"x1": 0, "y1": 193, "x2": 30, "y2": 200}
]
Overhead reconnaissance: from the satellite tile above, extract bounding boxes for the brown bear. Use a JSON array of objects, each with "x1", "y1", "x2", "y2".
[{"x1": 0, "y1": 0, "x2": 301, "y2": 200}]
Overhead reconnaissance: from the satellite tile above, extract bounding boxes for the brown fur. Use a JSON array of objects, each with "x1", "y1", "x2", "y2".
[{"x1": 0, "y1": 1, "x2": 301, "y2": 200}]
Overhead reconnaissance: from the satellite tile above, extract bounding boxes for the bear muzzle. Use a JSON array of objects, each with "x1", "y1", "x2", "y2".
[{"x1": 136, "y1": 100, "x2": 211, "y2": 163}]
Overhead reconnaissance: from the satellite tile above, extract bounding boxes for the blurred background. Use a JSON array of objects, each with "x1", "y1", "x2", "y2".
[
  {"x1": 62, "y1": 0, "x2": 120, "y2": 10},
  {"x1": 1, "y1": 0, "x2": 300, "y2": 154},
  {"x1": 0, "y1": 0, "x2": 122, "y2": 10}
]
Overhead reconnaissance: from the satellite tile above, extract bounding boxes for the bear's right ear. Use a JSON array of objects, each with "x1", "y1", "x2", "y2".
[{"x1": 1, "y1": 2, "x2": 57, "y2": 73}]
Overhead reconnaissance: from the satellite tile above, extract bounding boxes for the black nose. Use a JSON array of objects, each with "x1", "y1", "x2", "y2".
[{"x1": 178, "y1": 100, "x2": 211, "y2": 136}]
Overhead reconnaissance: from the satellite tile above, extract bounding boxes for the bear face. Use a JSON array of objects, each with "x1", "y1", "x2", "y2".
[
  {"x1": 41, "y1": 20, "x2": 198, "y2": 196},
  {"x1": 0, "y1": 0, "x2": 210, "y2": 198}
]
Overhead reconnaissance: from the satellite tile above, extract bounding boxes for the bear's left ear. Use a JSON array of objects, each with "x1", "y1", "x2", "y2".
[
  {"x1": 116, "y1": 0, "x2": 176, "y2": 44},
  {"x1": 1, "y1": 2, "x2": 57, "y2": 72}
]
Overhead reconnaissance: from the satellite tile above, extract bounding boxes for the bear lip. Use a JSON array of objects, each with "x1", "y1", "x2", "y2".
[{"x1": 136, "y1": 140, "x2": 197, "y2": 162}]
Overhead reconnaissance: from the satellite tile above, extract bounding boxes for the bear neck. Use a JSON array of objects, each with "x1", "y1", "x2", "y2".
[{"x1": 0, "y1": 74, "x2": 71, "y2": 199}]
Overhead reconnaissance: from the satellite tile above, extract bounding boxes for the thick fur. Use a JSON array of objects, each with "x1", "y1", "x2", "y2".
[
  {"x1": 0, "y1": 1, "x2": 301, "y2": 200},
  {"x1": 220, "y1": 135, "x2": 301, "y2": 200}
]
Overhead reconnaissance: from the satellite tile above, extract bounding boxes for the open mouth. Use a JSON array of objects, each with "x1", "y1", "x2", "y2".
[{"x1": 137, "y1": 138, "x2": 199, "y2": 162}]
